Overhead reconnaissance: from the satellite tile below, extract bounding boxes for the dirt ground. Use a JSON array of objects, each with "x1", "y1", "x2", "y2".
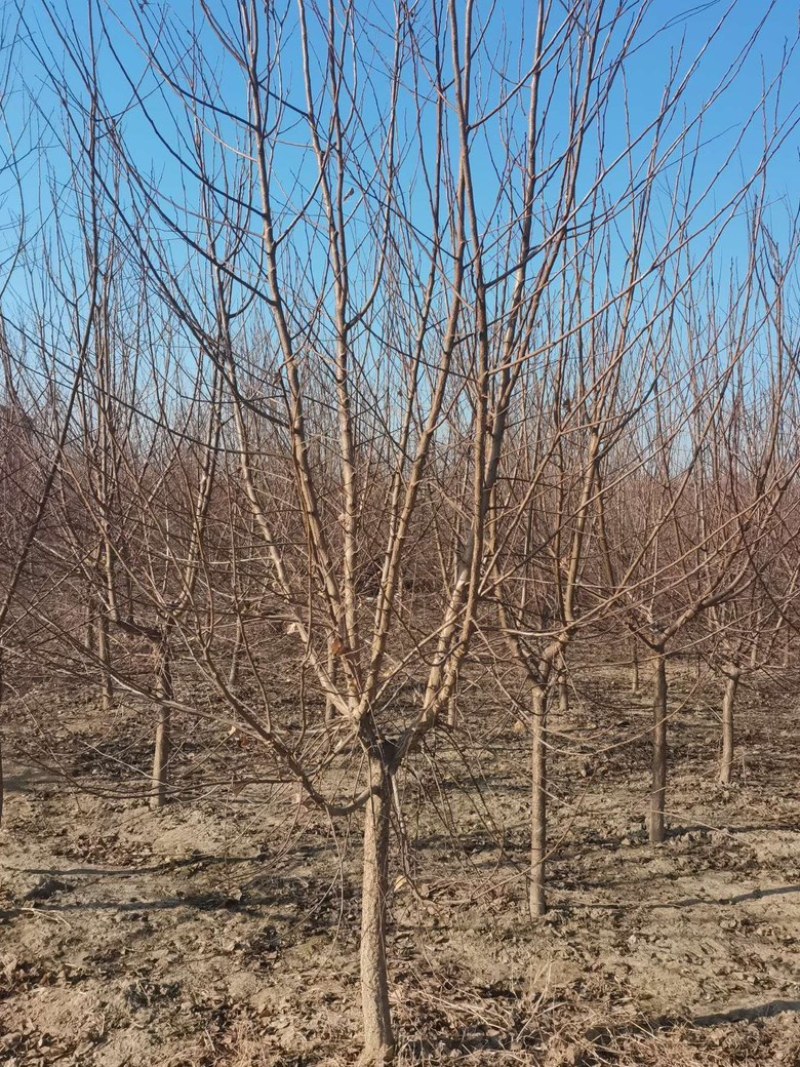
[{"x1": 1, "y1": 660, "x2": 800, "y2": 1066}]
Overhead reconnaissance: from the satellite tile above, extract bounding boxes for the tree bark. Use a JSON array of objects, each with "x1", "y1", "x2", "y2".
[
  {"x1": 359, "y1": 749, "x2": 395, "y2": 1064},
  {"x1": 150, "y1": 634, "x2": 173, "y2": 810},
  {"x1": 446, "y1": 691, "x2": 458, "y2": 728},
  {"x1": 530, "y1": 685, "x2": 548, "y2": 918},
  {"x1": 228, "y1": 615, "x2": 243, "y2": 688},
  {"x1": 557, "y1": 658, "x2": 569, "y2": 715},
  {"x1": 649, "y1": 646, "x2": 668, "y2": 845},
  {"x1": 97, "y1": 607, "x2": 113, "y2": 713},
  {"x1": 87, "y1": 594, "x2": 113, "y2": 711},
  {"x1": 85, "y1": 596, "x2": 96, "y2": 655},
  {"x1": 630, "y1": 637, "x2": 640, "y2": 695},
  {"x1": 325, "y1": 642, "x2": 339, "y2": 731},
  {"x1": 719, "y1": 666, "x2": 740, "y2": 785},
  {"x1": 0, "y1": 650, "x2": 5, "y2": 827}
]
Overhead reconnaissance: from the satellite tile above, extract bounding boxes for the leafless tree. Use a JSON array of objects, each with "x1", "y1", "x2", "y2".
[
  {"x1": 596, "y1": 217, "x2": 800, "y2": 843},
  {"x1": 8, "y1": 0, "x2": 799, "y2": 1060}
]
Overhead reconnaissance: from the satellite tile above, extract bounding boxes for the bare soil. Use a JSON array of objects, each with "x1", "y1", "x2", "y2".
[{"x1": 2, "y1": 662, "x2": 800, "y2": 1065}]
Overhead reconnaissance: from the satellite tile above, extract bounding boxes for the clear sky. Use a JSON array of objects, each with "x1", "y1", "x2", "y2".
[
  {"x1": 1, "y1": 0, "x2": 799, "y2": 388},
  {"x1": 6, "y1": 3, "x2": 800, "y2": 239}
]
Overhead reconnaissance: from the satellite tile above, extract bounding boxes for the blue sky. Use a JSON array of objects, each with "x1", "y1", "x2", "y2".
[
  {"x1": 1, "y1": 0, "x2": 799, "y2": 394},
  {"x1": 7, "y1": 3, "x2": 800, "y2": 246}
]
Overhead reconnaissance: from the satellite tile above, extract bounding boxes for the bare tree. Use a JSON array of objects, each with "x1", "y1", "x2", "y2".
[
  {"x1": 13, "y1": 0, "x2": 800, "y2": 1060},
  {"x1": 597, "y1": 218, "x2": 800, "y2": 842}
]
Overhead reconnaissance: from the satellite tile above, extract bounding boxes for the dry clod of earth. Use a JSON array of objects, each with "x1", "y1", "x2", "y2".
[{"x1": 2, "y1": 670, "x2": 800, "y2": 1064}]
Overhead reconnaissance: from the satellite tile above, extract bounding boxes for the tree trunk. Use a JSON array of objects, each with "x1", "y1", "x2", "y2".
[
  {"x1": 446, "y1": 691, "x2": 458, "y2": 728},
  {"x1": 359, "y1": 750, "x2": 395, "y2": 1065},
  {"x1": 0, "y1": 650, "x2": 5, "y2": 827},
  {"x1": 719, "y1": 667, "x2": 740, "y2": 785},
  {"x1": 649, "y1": 646, "x2": 668, "y2": 845},
  {"x1": 530, "y1": 685, "x2": 548, "y2": 918},
  {"x1": 97, "y1": 608, "x2": 113, "y2": 712},
  {"x1": 630, "y1": 637, "x2": 640, "y2": 695},
  {"x1": 557, "y1": 655, "x2": 569, "y2": 715},
  {"x1": 228, "y1": 615, "x2": 244, "y2": 687},
  {"x1": 325, "y1": 642, "x2": 339, "y2": 731},
  {"x1": 87, "y1": 595, "x2": 113, "y2": 711},
  {"x1": 85, "y1": 596, "x2": 96, "y2": 655},
  {"x1": 150, "y1": 635, "x2": 173, "y2": 810}
]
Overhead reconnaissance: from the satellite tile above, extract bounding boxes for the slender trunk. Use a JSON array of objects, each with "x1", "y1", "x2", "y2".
[
  {"x1": 124, "y1": 568, "x2": 135, "y2": 625},
  {"x1": 719, "y1": 667, "x2": 740, "y2": 786},
  {"x1": 649, "y1": 646, "x2": 668, "y2": 845},
  {"x1": 325, "y1": 641, "x2": 338, "y2": 730},
  {"x1": 630, "y1": 637, "x2": 640, "y2": 695},
  {"x1": 530, "y1": 685, "x2": 548, "y2": 918},
  {"x1": 359, "y1": 750, "x2": 395, "y2": 1065},
  {"x1": 87, "y1": 593, "x2": 113, "y2": 710},
  {"x1": 150, "y1": 634, "x2": 173, "y2": 810},
  {"x1": 228, "y1": 615, "x2": 244, "y2": 688},
  {"x1": 97, "y1": 608, "x2": 113, "y2": 712},
  {"x1": 558, "y1": 665, "x2": 569, "y2": 715},
  {"x1": 446, "y1": 690, "x2": 457, "y2": 728},
  {"x1": 86, "y1": 596, "x2": 96, "y2": 655},
  {"x1": 0, "y1": 649, "x2": 5, "y2": 827}
]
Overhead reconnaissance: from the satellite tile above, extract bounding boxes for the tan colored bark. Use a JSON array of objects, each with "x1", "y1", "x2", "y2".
[
  {"x1": 630, "y1": 637, "x2": 640, "y2": 695},
  {"x1": 530, "y1": 686, "x2": 548, "y2": 918},
  {"x1": 359, "y1": 752, "x2": 395, "y2": 1065},
  {"x1": 558, "y1": 668, "x2": 569, "y2": 715},
  {"x1": 150, "y1": 636, "x2": 173, "y2": 810},
  {"x1": 96, "y1": 608, "x2": 113, "y2": 713},
  {"x1": 719, "y1": 666, "x2": 740, "y2": 785},
  {"x1": 649, "y1": 647, "x2": 668, "y2": 845},
  {"x1": 446, "y1": 691, "x2": 458, "y2": 729}
]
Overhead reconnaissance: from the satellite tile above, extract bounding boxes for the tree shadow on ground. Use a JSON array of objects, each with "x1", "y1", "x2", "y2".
[
  {"x1": 692, "y1": 1000, "x2": 800, "y2": 1026},
  {"x1": 577, "y1": 1001, "x2": 800, "y2": 1058},
  {"x1": 572, "y1": 881, "x2": 800, "y2": 911},
  {"x1": 17, "y1": 853, "x2": 260, "y2": 879},
  {"x1": 0, "y1": 889, "x2": 284, "y2": 916},
  {"x1": 651, "y1": 882, "x2": 800, "y2": 909}
]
